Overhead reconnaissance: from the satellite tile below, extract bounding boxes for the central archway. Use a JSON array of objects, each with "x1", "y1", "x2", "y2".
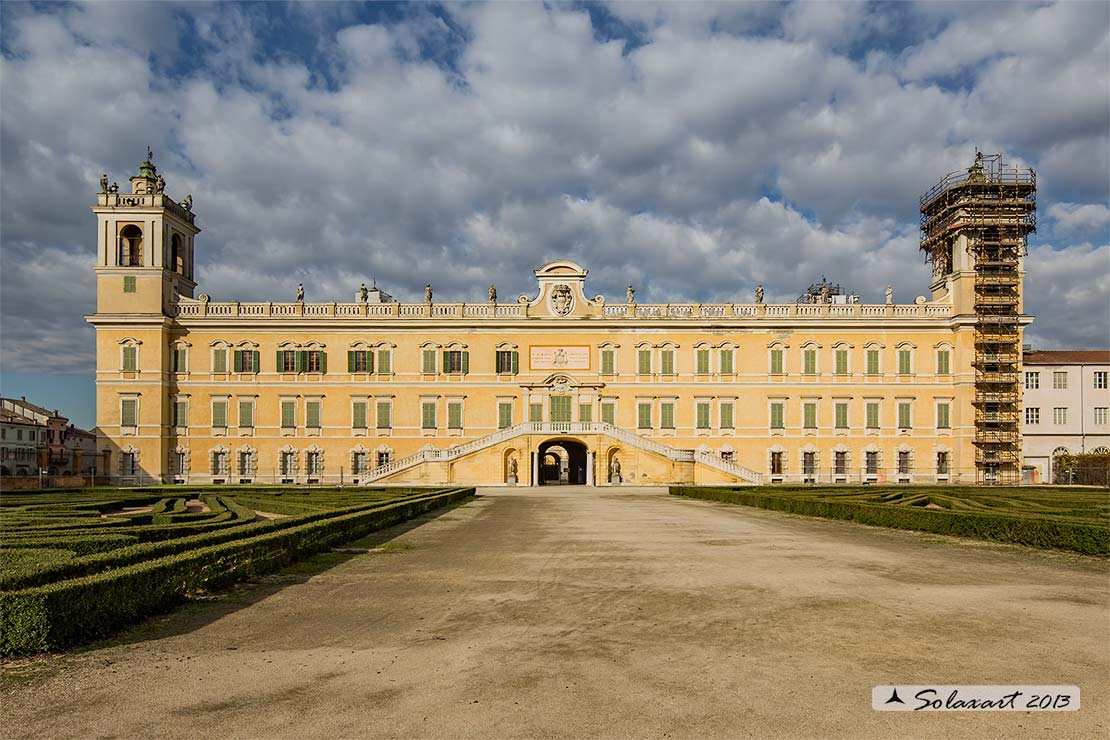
[{"x1": 537, "y1": 438, "x2": 589, "y2": 485}]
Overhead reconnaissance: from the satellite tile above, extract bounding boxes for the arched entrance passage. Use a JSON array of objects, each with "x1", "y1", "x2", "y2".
[{"x1": 537, "y1": 438, "x2": 589, "y2": 485}]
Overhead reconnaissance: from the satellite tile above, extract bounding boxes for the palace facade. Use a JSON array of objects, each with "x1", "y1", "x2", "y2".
[{"x1": 88, "y1": 154, "x2": 1036, "y2": 486}]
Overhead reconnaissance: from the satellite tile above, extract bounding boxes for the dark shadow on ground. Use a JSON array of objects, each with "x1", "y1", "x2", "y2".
[{"x1": 62, "y1": 499, "x2": 474, "y2": 655}]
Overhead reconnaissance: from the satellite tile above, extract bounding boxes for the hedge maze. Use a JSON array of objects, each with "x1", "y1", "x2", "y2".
[
  {"x1": 0, "y1": 486, "x2": 474, "y2": 655},
  {"x1": 672, "y1": 485, "x2": 1110, "y2": 556}
]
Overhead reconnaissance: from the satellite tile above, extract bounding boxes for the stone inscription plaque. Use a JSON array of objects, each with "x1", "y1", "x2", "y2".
[{"x1": 530, "y1": 346, "x2": 590, "y2": 370}]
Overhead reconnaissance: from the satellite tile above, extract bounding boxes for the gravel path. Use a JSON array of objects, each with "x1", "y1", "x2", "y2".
[{"x1": 2, "y1": 487, "x2": 1107, "y2": 739}]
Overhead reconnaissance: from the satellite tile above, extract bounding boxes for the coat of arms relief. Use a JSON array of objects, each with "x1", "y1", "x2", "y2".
[{"x1": 550, "y1": 284, "x2": 574, "y2": 316}]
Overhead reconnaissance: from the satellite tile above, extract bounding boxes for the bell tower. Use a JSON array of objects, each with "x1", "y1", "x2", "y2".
[{"x1": 91, "y1": 149, "x2": 200, "y2": 316}]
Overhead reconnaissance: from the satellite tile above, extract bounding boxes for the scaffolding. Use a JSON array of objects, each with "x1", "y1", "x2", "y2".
[{"x1": 920, "y1": 153, "x2": 1036, "y2": 484}]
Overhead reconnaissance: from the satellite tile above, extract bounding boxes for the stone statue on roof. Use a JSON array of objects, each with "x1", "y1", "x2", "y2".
[
  {"x1": 100, "y1": 174, "x2": 108, "y2": 193},
  {"x1": 627, "y1": 285, "x2": 635, "y2": 303},
  {"x1": 755, "y1": 284, "x2": 763, "y2": 304},
  {"x1": 297, "y1": 283, "x2": 305, "y2": 302},
  {"x1": 489, "y1": 284, "x2": 497, "y2": 302},
  {"x1": 425, "y1": 284, "x2": 433, "y2": 303},
  {"x1": 359, "y1": 283, "x2": 368, "y2": 302}
]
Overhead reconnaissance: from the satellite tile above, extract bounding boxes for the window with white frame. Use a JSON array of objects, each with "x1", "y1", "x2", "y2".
[
  {"x1": 376, "y1": 399, "x2": 392, "y2": 430},
  {"x1": 1094, "y1": 407, "x2": 1108, "y2": 425},
  {"x1": 866, "y1": 401, "x2": 880, "y2": 429},
  {"x1": 172, "y1": 346, "x2": 188, "y2": 373},
  {"x1": 447, "y1": 400, "x2": 463, "y2": 430},
  {"x1": 769, "y1": 346, "x2": 785, "y2": 375},
  {"x1": 936, "y1": 348, "x2": 951, "y2": 375},
  {"x1": 422, "y1": 400, "x2": 438, "y2": 429},
  {"x1": 498, "y1": 401, "x2": 513, "y2": 429},
  {"x1": 696, "y1": 400, "x2": 711, "y2": 430},
  {"x1": 238, "y1": 398, "x2": 254, "y2": 429},
  {"x1": 352, "y1": 400, "x2": 368, "y2": 429},
  {"x1": 897, "y1": 347, "x2": 912, "y2": 375},
  {"x1": 1095, "y1": 371, "x2": 1107, "y2": 389},
  {"x1": 802, "y1": 401, "x2": 817, "y2": 429},
  {"x1": 376, "y1": 346, "x2": 392, "y2": 374},
  {"x1": 600, "y1": 348, "x2": 616, "y2": 375},
  {"x1": 718, "y1": 346, "x2": 734, "y2": 374},
  {"x1": 865, "y1": 347, "x2": 880, "y2": 375},
  {"x1": 1025, "y1": 407, "x2": 1040, "y2": 425},
  {"x1": 211, "y1": 399, "x2": 228, "y2": 429},
  {"x1": 280, "y1": 399, "x2": 296, "y2": 429},
  {"x1": 769, "y1": 401, "x2": 785, "y2": 430},
  {"x1": 1053, "y1": 407, "x2": 1068, "y2": 425},
  {"x1": 600, "y1": 400, "x2": 616, "y2": 426},
  {"x1": 120, "y1": 397, "x2": 139, "y2": 428},
  {"x1": 695, "y1": 348, "x2": 710, "y2": 375},
  {"x1": 637, "y1": 401, "x2": 652, "y2": 430},
  {"x1": 1053, "y1": 371, "x2": 1068, "y2": 389},
  {"x1": 660, "y1": 400, "x2": 675, "y2": 429},
  {"x1": 305, "y1": 399, "x2": 322, "y2": 429},
  {"x1": 936, "y1": 401, "x2": 951, "y2": 429},
  {"x1": 834, "y1": 348, "x2": 849, "y2": 376},
  {"x1": 1025, "y1": 371, "x2": 1039, "y2": 389},
  {"x1": 897, "y1": 400, "x2": 912, "y2": 429},
  {"x1": 121, "y1": 343, "x2": 138, "y2": 372},
  {"x1": 719, "y1": 400, "x2": 734, "y2": 429},
  {"x1": 802, "y1": 347, "x2": 817, "y2": 375},
  {"x1": 212, "y1": 346, "x2": 228, "y2": 373},
  {"x1": 834, "y1": 401, "x2": 848, "y2": 429},
  {"x1": 173, "y1": 399, "x2": 189, "y2": 428},
  {"x1": 660, "y1": 347, "x2": 675, "y2": 376}
]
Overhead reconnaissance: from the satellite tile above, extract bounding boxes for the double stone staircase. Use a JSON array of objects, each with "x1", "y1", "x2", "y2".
[{"x1": 362, "y1": 421, "x2": 762, "y2": 484}]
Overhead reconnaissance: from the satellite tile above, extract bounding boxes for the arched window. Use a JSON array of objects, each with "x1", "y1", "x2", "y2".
[
  {"x1": 171, "y1": 234, "x2": 184, "y2": 274},
  {"x1": 119, "y1": 225, "x2": 143, "y2": 266}
]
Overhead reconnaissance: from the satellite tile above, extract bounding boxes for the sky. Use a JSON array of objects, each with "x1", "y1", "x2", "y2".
[{"x1": 1, "y1": 0, "x2": 1108, "y2": 430}]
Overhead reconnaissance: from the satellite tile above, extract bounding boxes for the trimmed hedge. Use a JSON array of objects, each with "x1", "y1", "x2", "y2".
[
  {"x1": 0, "y1": 487, "x2": 474, "y2": 654},
  {"x1": 671, "y1": 486, "x2": 1110, "y2": 556}
]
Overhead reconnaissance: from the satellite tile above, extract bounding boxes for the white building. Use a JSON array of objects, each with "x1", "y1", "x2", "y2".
[{"x1": 1021, "y1": 350, "x2": 1110, "y2": 482}]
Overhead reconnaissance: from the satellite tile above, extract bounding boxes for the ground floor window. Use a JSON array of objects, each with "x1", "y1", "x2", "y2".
[
  {"x1": 834, "y1": 451, "x2": 847, "y2": 475},
  {"x1": 280, "y1": 452, "x2": 296, "y2": 476},
  {"x1": 211, "y1": 450, "x2": 229, "y2": 476},
  {"x1": 802, "y1": 452, "x2": 816, "y2": 475},
  {"x1": 353, "y1": 451, "x2": 368, "y2": 475},
  {"x1": 169, "y1": 451, "x2": 185, "y2": 475},
  {"x1": 306, "y1": 451, "x2": 323, "y2": 475},
  {"x1": 238, "y1": 450, "x2": 252, "y2": 475},
  {"x1": 376, "y1": 451, "x2": 392, "y2": 468},
  {"x1": 121, "y1": 452, "x2": 136, "y2": 476},
  {"x1": 770, "y1": 451, "x2": 783, "y2": 475},
  {"x1": 897, "y1": 451, "x2": 911, "y2": 474},
  {"x1": 937, "y1": 452, "x2": 949, "y2": 475},
  {"x1": 865, "y1": 451, "x2": 879, "y2": 475}
]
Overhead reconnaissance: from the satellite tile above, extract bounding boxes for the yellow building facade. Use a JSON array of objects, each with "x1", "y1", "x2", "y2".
[{"x1": 89, "y1": 155, "x2": 1034, "y2": 486}]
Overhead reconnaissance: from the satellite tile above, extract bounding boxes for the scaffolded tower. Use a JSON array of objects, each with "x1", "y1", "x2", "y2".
[{"x1": 920, "y1": 153, "x2": 1036, "y2": 484}]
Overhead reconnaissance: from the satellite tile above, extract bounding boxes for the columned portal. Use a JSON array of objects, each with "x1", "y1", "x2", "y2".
[{"x1": 537, "y1": 438, "x2": 589, "y2": 485}]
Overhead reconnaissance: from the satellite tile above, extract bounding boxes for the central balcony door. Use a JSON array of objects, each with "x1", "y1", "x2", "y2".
[{"x1": 550, "y1": 395, "x2": 572, "y2": 426}]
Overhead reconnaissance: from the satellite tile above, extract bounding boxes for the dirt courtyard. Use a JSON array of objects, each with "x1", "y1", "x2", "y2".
[{"x1": 2, "y1": 487, "x2": 1107, "y2": 739}]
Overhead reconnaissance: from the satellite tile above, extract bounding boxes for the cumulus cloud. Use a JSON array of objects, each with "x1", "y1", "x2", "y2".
[{"x1": 1, "y1": 0, "x2": 1108, "y2": 378}]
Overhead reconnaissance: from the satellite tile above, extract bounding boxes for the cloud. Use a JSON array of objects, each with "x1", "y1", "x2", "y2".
[{"x1": 1048, "y1": 203, "x2": 1110, "y2": 234}]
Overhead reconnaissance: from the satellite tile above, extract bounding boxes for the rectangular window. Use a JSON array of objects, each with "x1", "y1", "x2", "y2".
[
  {"x1": 637, "y1": 402, "x2": 652, "y2": 430},
  {"x1": 495, "y1": 350, "x2": 518, "y2": 374},
  {"x1": 280, "y1": 452, "x2": 295, "y2": 476},
  {"x1": 443, "y1": 350, "x2": 468, "y2": 374},
  {"x1": 307, "y1": 350, "x2": 326, "y2": 373},
  {"x1": 936, "y1": 402, "x2": 950, "y2": 429},
  {"x1": 835, "y1": 349, "x2": 848, "y2": 375},
  {"x1": 1053, "y1": 407, "x2": 1068, "y2": 425},
  {"x1": 834, "y1": 402, "x2": 848, "y2": 429},
  {"x1": 601, "y1": 349, "x2": 615, "y2": 375},
  {"x1": 376, "y1": 451, "x2": 392, "y2": 468},
  {"x1": 1094, "y1": 407, "x2": 1108, "y2": 425},
  {"x1": 834, "y1": 451, "x2": 848, "y2": 475},
  {"x1": 803, "y1": 401, "x2": 817, "y2": 429},
  {"x1": 578, "y1": 404, "x2": 592, "y2": 423},
  {"x1": 866, "y1": 451, "x2": 879, "y2": 475},
  {"x1": 936, "y1": 350, "x2": 950, "y2": 375},
  {"x1": 123, "y1": 275, "x2": 136, "y2": 293},
  {"x1": 660, "y1": 402, "x2": 675, "y2": 429},
  {"x1": 235, "y1": 350, "x2": 258, "y2": 373},
  {"x1": 937, "y1": 452, "x2": 950, "y2": 475},
  {"x1": 638, "y1": 349, "x2": 652, "y2": 375},
  {"x1": 897, "y1": 401, "x2": 912, "y2": 429},
  {"x1": 498, "y1": 402, "x2": 513, "y2": 429},
  {"x1": 352, "y1": 452, "x2": 368, "y2": 475},
  {"x1": 719, "y1": 349, "x2": 733, "y2": 375},
  {"x1": 349, "y1": 350, "x2": 372, "y2": 373},
  {"x1": 770, "y1": 349, "x2": 784, "y2": 375},
  {"x1": 1053, "y1": 371, "x2": 1068, "y2": 389},
  {"x1": 121, "y1": 452, "x2": 137, "y2": 476},
  {"x1": 898, "y1": 451, "x2": 911, "y2": 474},
  {"x1": 1025, "y1": 371, "x2": 1039, "y2": 390},
  {"x1": 173, "y1": 400, "x2": 188, "y2": 428},
  {"x1": 720, "y1": 402, "x2": 734, "y2": 429},
  {"x1": 421, "y1": 401, "x2": 437, "y2": 429},
  {"x1": 172, "y1": 348, "x2": 187, "y2": 373},
  {"x1": 210, "y1": 400, "x2": 226, "y2": 429},
  {"x1": 422, "y1": 349, "x2": 437, "y2": 374},
  {"x1": 376, "y1": 401, "x2": 392, "y2": 430},
  {"x1": 122, "y1": 346, "x2": 137, "y2": 372},
  {"x1": 238, "y1": 399, "x2": 254, "y2": 429},
  {"x1": 803, "y1": 452, "x2": 816, "y2": 476},
  {"x1": 770, "y1": 402, "x2": 784, "y2": 430},
  {"x1": 213, "y1": 349, "x2": 227, "y2": 374},
  {"x1": 376, "y1": 349, "x2": 392, "y2": 374},
  {"x1": 898, "y1": 349, "x2": 912, "y2": 375},
  {"x1": 696, "y1": 402, "x2": 710, "y2": 430},
  {"x1": 866, "y1": 401, "x2": 880, "y2": 429},
  {"x1": 352, "y1": 401, "x2": 368, "y2": 429},
  {"x1": 306, "y1": 451, "x2": 322, "y2": 475},
  {"x1": 447, "y1": 402, "x2": 463, "y2": 430},
  {"x1": 1095, "y1": 371, "x2": 1108, "y2": 389},
  {"x1": 529, "y1": 403, "x2": 544, "y2": 423},
  {"x1": 660, "y1": 349, "x2": 675, "y2": 375},
  {"x1": 121, "y1": 398, "x2": 138, "y2": 427},
  {"x1": 770, "y1": 451, "x2": 783, "y2": 475},
  {"x1": 1025, "y1": 407, "x2": 1040, "y2": 425},
  {"x1": 306, "y1": 400, "x2": 321, "y2": 429},
  {"x1": 803, "y1": 349, "x2": 816, "y2": 375},
  {"x1": 280, "y1": 350, "x2": 297, "y2": 373},
  {"x1": 281, "y1": 400, "x2": 296, "y2": 429},
  {"x1": 696, "y1": 349, "x2": 710, "y2": 375},
  {"x1": 550, "y1": 396, "x2": 572, "y2": 423},
  {"x1": 866, "y1": 348, "x2": 879, "y2": 375},
  {"x1": 601, "y1": 402, "x2": 615, "y2": 426}
]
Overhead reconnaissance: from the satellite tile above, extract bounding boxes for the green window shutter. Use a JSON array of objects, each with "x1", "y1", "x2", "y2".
[
  {"x1": 378, "y1": 350, "x2": 391, "y2": 374},
  {"x1": 898, "y1": 402, "x2": 911, "y2": 428},
  {"x1": 306, "y1": 401, "x2": 321, "y2": 428},
  {"x1": 835, "y1": 403, "x2": 848, "y2": 429},
  {"x1": 638, "y1": 350, "x2": 651, "y2": 375},
  {"x1": 803, "y1": 349, "x2": 816, "y2": 375},
  {"x1": 601, "y1": 404, "x2": 615, "y2": 425},
  {"x1": 212, "y1": 401, "x2": 226, "y2": 428},
  {"x1": 423, "y1": 350, "x2": 436, "y2": 373},
  {"x1": 295, "y1": 351, "x2": 307, "y2": 373},
  {"x1": 770, "y1": 349, "x2": 783, "y2": 375},
  {"x1": 637, "y1": 403, "x2": 652, "y2": 429},
  {"x1": 803, "y1": 403, "x2": 816, "y2": 429},
  {"x1": 281, "y1": 400, "x2": 295, "y2": 428},
  {"x1": 251, "y1": 351, "x2": 260, "y2": 373},
  {"x1": 239, "y1": 401, "x2": 253, "y2": 428},
  {"x1": 866, "y1": 403, "x2": 879, "y2": 429},
  {"x1": 696, "y1": 402, "x2": 710, "y2": 429},
  {"x1": 229, "y1": 350, "x2": 239, "y2": 373},
  {"x1": 579, "y1": 404, "x2": 592, "y2": 423},
  {"x1": 696, "y1": 350, "x2": 709, "y2": 375},
  {"x1": 353, "y1": 402, "x2": 367, "y2": 428},
  {"x1": 461, "y1": 351, "x2": 469, "y2": 374},
  {"x1": 720, "y1": 403, "x2": 733, "y2": 429},
  {"x1": 835, "y1": 350, "x2": 847, "y2": 375},
  {"x1": 422, "y1": 402, "x2": 437, "y2": 429},
  {"x1": 365, "y1": 351, "x2": 373, "y2": 373},
  {"x1": 937, "y1": 403, "x2": 950, "y2": 429},
  {"x1": 660, "y1": 403, "x2": 674, "y2": 429},
  {"x1": 276, "y1": 351, "x2": 284, "y2": 372},
  {"x1": 122, "y1": 346, "x2": 136, "y2": 371},
  {"x1": 510, "y1": 351, "x2": 519, "y2": 374},
  {"x1": 320, "y1": 351, "x2": 327, "y2": 374},
  {"x1": 550, "y1": 396, "x2": 571, "y2": 423},
  {"x1": 498, "y1": 403, "x2": 512, "y2": 429},
  {"x1": 898, "y1": 350, "x2": 911, "y2": 375},
  {"x1": 448, "y1": 402, "x2": 462, "y2": 429},
  {"x1": 770, "y1": 403, "x2": 784, "y2": 429},
  {"x1": 442, "y1": 351, "x2": 449, "y2": 373},
  {"x1": 661, "y1": 351, "x2": 674, "y2": 375},
  {"x1": 937, "y1": 350, "x2": 950, "y2": 375},
  {"x1": 867, "y1": 349, "x2": 879, "y2": 375},
  {"x1": 529, "y1": 403, "x2": 543, "y2": 423},
  {"x1": 214, "y1": 349, "x2": 228, "y2": 373},
  {"x1": 719, "y1": 350, "x2": 733, "y2": 374},
  {"x1": 121, "y1": 399, "x2": 137, "y2": 427},
  {"x1": 348, "y1": 351, "x2": 356, "y2": 373},
  {"x1": 601, "y1": 350, "x2": 614, "y2": 375},
  {"x1": 376, "y1": 401, "x2": 391, "y2": 429}
]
